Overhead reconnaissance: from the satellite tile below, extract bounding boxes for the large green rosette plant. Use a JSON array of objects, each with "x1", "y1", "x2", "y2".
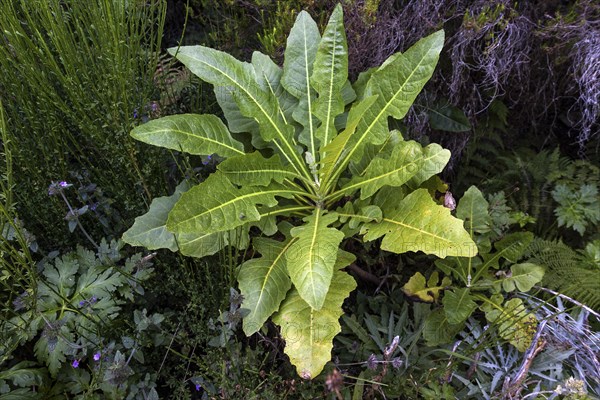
[{"x1": 123, "y1": 5, "x2": 476, "y2": 378}]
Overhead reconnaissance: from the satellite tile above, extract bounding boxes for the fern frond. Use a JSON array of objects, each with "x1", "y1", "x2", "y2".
[{"x1": 525, "y1": 238, "x2": 600, "y2": 310}]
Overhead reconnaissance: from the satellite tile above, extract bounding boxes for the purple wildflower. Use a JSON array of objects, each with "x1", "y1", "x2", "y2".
[
  {"x1": 72, "y1": 359, "x2": 79, "y2": 368},
  {"x1": 367, "y1": 354, "x2": 378, "y2": 370},
  {"x1": 79, "y1": 300, "x2": 86, "y2": 307},
  {"x1": 133, "y1": 109, "x2": 139, "y2": 119},
  {"x1": 48, "y1": 181, "x2": 71, "y2": 196},
  {"x1": 391, "y1": 357, "x2": 403, "y2": 369},
  {"x1": 202, "y1": 155, "x2": 212, "y2": 165},
  {"x1": 93, "y1": 352, "x2": 101, "y2": 361},
  {"x1": 195, "y1": 383, "x2": 201, "y2": 391}
]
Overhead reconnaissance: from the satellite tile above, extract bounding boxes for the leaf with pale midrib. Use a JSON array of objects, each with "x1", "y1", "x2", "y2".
[
  {"x1": 166, "y1": 173, "x2": 302, "y2": 236},
  {"x1": 286, "y1": 210, "x2": 344, "y2": 310},
  {"x1": 239, "y1": 237, "x2": 293, "y2": 335},
  {"x1": 281, "y1": 10, "x2": 320, "y2": 156},
  {"x1": 311, "y1": 4, "x2": 347, "y2": 149},
  {"x1": 273, "y1": 251, "x2": 356, "y2": 379},
  {"x1": 364, "y1": 189, "x2": 477, "y2": 258},
  {"x1": 218, "y1": 152, "x2": 301, "y2": 186},
  {"x1": 122, "y1": 181, "x2": 191, "y2": 251},
  {"x1": 131, "y1": 114, "x2": 244, "y2": 158}
]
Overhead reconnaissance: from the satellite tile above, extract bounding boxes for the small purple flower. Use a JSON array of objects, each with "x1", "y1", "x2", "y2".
[
  {"x1": 79, "y1": 300, "x2": 86, "y2": 307},
  {"x1": 133, "y1": 109, "x2": 139, "y2": 119},
  {"x1": 367, "y1": 354, "x2": 378, "y2": 370},
  {"x1": 202, "y1": 155, "x2": 213, "y2": 165},
  {"x1": 195, "y1": 383, "x2": 201, "y2": 391},
  {"x1": 93, "y1": 352, "x2": 101, "y2": 361},
  {"x1": 151, "y1": 102, "x2": 158, "y2": 112},
  {"x1": 48, "y1": 181, "x2": 70, "y2": 195},
  {"x1": 72, "y1": 359, "x2": 79, "y2": 368}
]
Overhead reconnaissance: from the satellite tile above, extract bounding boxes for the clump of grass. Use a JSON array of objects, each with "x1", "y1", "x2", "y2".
[
  {"x1": 0, "y1": 102, "x2": 38, "y2": 364},
  {"x1": 0, "y1": 0, "x2": 168, "y2": 248}
]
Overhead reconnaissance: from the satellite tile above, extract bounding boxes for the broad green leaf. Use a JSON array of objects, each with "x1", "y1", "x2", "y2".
[
  {"x1": 341, "y1": 80, "x2": 357, "y2": 105},
  {"x1": 352, "y1": 66, "x2": 377, "y2": 100},
  {"x1": 339, "y1": 31, "x2": 444, "y2": 168},
  {"x1": 338, "y1": 140, "x2": 424, "y2": 200},
  {"x1": 349, "y1": 129, "x2": 403, "y2": 177},
  {"x1": 167, "y1": 173, "x2": 302, "y2": 235},
  {"x1": 176, "y1": 231, "x2": 229, "y2": 258},
  {"x1": 252, "y1": 51, "x2": 297, "y2": 123},
  {"x1": 442, "y1": 288, "x2": 478, "y2": 325},
  {"x1": 456, "y1": 186, "x2": 491, "y2": 237},
  {"x1": 281, "y1": 10, "x2": 320, "y2": 156},
  {"x1": 422, "y1": 309, "x2": 463, "y2": 346},
  {"x1": 481, "y1": 232, "x2": 534, "y2": 270},
  {"x1": 405, "y1": 143, "x2": 451, "y2": 189},
  {"x1": 177, "y1": 217, "x2": 259, "y2": 255},
  {"x1": 214, "y1": 87, "x2": 259, "y2": 138},
  {"x1": 402, "y1": 271, "x2": 451, "y2": 302},
  {"x1": 239, "y1": 237, "x2": 293, "y2": 335},
  {"x1": 319, "y1": 95, "x2": 378, "y2": 187},
  {"x1": 498, "y1": 263, "x2": 545, "y2": 292},
  {"x1": 218, "y1": 152, "x2": 302, "y2": 186},
  {"x1": 311, "y1": 4, "x2": 347, "y2": 149},
  {"x1": 372, "y1": 185, "x2": 408, "y2": 214},
  {"x1": 363, "y1": 189, "x2": 477, "y2": 258},
  {"x1": 446, "y1": 185, "x2": 492, "y2": 284},
  {"x1": 336, "y1": 203, "x2": 382, "y2": 230},
  {"x1": 0, "y1": 361, "x2": 43, "y2": 387},
  {"x1": 286, "y1": 210, "x2": 344, "y2": 310},
  {"x1": 273, "y1": 258, "x2": 356, "y2": 379},
  {"x1": 122, "y1": 181, "x2": 191, "y2": 251},
  {"x1": 427, "y1": 101, "x2": 471, "y2": 132},
  {"x1": 169, "y1": 45, "x2": 307, "y2": 177},
  {"x1": 131, "y1": 114, "x2": 244, "y2": 158}
]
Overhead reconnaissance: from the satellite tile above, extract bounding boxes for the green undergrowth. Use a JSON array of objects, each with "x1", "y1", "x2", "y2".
[{"x1": 0, "y1": 0, "x2": 169, "y2": 248}]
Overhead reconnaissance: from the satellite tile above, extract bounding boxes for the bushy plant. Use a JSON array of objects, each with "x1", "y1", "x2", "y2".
[
  {"x1": 123, "y1": 4, "x2": 477, "y2": 378},
  {"x1": 1, "y1": 239, "x2": 164, "y2": 399}
]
